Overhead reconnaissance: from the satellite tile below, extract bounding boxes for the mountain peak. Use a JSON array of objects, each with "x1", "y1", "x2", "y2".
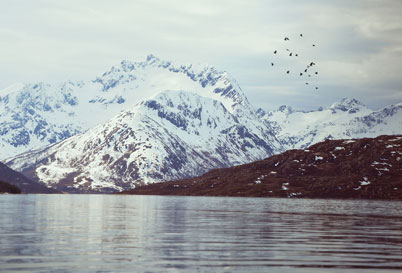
[
  {"x1": 329, "y1": 98, "x2": 367, "y2": 113},
  {"x1": 278, "y1": 105, "x2": 293, "y2": 114},
  {"x1": 0, "y1": 82, "x2": 25, "y2": 97},
  {"x1": 146, "y1": 54, "x2": 159, "y2": 62},
  {"x1": 120, "y1": 60, "x2": 135, "y2": 72}
]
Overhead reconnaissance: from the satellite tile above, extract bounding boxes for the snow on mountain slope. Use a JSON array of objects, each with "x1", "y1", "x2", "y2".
[
  {"x1": 6, "y1": 91, "x2": 279, "y2": 193},
  {"x1": 262, "y1": 98, "x2": 402, "y2": 149},
  {"x1": 0, "y1": 54, "x2": 253, "y2": 160}
]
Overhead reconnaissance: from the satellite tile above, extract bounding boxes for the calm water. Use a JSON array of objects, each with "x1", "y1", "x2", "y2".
[{"x1": 0, "y1": 195, "x2": 402, "y2": 273}]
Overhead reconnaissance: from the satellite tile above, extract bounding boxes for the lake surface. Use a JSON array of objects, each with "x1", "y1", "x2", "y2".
[{"x1": 0, "y1": 195, "x2": 402, "y2": 273}]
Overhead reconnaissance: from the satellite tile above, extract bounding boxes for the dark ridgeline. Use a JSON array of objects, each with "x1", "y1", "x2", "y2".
[
  {"x1": 0, "y1": 162, "x2": 58, "y2": 193},
  {"x1": 120, "y1": 135, "x2": 402, "y2": 200}
]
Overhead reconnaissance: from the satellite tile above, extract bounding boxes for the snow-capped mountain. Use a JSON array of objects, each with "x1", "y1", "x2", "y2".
[
  {"x1": 0, "y1": 54, "x2": 254, "y2": 160},
  {"x1": 6, "y1": 91, "x2": 279, "y2": 193},
  {"x1": 2, "y1": 54, "x2": 402, "y2": 193},
  {"x1": 261, "y1": 98, "x2": 402, "y2": 150}
]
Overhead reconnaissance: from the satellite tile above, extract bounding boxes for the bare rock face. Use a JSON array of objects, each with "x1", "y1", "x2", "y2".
[{"x1": 123, "y1": 135, "x2": 402, "y2": 200}]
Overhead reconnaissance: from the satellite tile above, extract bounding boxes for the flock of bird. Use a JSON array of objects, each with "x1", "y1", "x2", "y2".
[{"x1": 271, "y1": 34, "x2": 319, "y2": 90}]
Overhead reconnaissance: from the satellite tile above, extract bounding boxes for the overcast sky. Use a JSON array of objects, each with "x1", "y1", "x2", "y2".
[{"x1": 1, "y1": 0, "x2": 402, "y2": 110}]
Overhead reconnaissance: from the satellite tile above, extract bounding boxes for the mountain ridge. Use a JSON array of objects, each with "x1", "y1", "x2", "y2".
[
  {"x1": 262, "y1": 98, "x2": 402, "y2": 150},
  {"x1": 0, "y1": 54, "x2": 252, "y2": 160},
  {"x1": 6, "y1": 90, "x2": 279, "y2": 193}
]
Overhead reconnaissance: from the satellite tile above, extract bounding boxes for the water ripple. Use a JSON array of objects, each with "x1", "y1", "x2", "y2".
[{"x1": 0, "y1": 195, "x2": 401, "y2": 272}]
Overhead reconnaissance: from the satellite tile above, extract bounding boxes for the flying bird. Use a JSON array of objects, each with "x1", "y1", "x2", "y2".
[{"x1": 267, "y1": 34, "x2": 321, "y2": 91}]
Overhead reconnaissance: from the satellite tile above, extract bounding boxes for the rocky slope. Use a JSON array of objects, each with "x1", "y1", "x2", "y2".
[
  {"x1": 6, "y1": 91, "x2": 279, "y2": 193},
  {"x1": 121, "y1": 135, "x2": 402, "y2": 200},
  {"x1": 260, "y1": 98, "x2": 402, "y2": 150},
  {"x1": 0, "y1": 162, "x2": 57, "y2": 193}
]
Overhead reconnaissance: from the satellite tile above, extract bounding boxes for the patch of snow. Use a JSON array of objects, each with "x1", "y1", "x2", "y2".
[
  {"x1": 288, "y1": 192, "x2": 302, "y2": 197},
  {"x1": 372, "y1": 161, "x2": 392, "y2": 167},
  {"x1": 334, "y1": 146, "x2": 345, "y2": 151},
  {"x1": 282, "y1": 182, "x2": 289, "y2": 191},
  {"x1": 376, "y1": 167, "x2": 390, "y2": 172},
  {"x1": 255, "y1": 174, "x2": 267, "y2": 184},
  {"x1": 315, "y1": 155, "x2": 323, "y2": 161},
  {"x1": 343, "y1": 140, "x2": 356, "y2": 144},
  {"x1": 359, "y1": 177, "x2": 371, "y2": 186}
]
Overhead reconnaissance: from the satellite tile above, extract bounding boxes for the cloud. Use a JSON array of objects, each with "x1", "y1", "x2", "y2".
[{"x1": 0, "y1": 0, "x2": 401, "y2": 111}]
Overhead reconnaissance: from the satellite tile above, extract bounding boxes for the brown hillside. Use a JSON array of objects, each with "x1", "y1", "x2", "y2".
[{"x1": 120, "y1": 135, "x2": 402, "y2": 200}]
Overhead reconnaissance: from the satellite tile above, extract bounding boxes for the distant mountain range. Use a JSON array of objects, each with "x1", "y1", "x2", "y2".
[
  {"x1": 1, "y1": 55, "x2": 402, "y2": 193},
  {"x1": 258, "y1": 98, "x2": 402, "y2": 150}
]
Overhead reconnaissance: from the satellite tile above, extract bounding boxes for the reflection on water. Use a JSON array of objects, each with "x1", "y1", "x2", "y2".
[{"x1": 0, "y1": 195, "x2": 402, "y2": 273}]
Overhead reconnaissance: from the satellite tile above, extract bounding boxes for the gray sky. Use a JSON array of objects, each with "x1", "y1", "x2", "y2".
[{"x1": 1, "y1": 0, "x2": 402, "y2": 110}]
